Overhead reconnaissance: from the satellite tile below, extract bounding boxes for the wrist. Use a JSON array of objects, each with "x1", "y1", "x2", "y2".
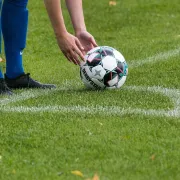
[
  {"x1": 75, "y1": 27, "x2": 87, "y2": 35},
  {"x1": 54, "y1": 29, "x2": 68, "y2": 38}
]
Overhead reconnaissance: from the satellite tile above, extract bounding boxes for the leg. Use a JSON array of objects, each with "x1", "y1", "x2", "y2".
[
  {"x1": 2, "y1": 0, "x2": 56, "y2": 89},
  {"x1": 0, "y1": 0, "x2": 12, "y2": 95},
  {"x1": 0, "y1": 0, "x2": 3, "y2": 79},
  {"x1": 0, "y1": 13, "x2": 12, "y2": 95},
  {"x1": 1, "y1": 0, "x2": 28, "y2": 79}
]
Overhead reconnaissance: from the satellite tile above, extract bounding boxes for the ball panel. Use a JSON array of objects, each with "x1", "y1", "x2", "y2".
[
  {"x1": 125, "y1": 68, "x2": 128, "y2": 76},
  {"x1": 87, "y1": 58, "x2": 101, "y2": 67},
  {"x1": 107, "y1": 75, "x2": 118, "y2": 87},
  {"x1": 80, "y1": 69, "x2": 94, "y2": 89},
  {"x1": 87, "y1": 53, "x2": 100, "y2": 62},
  {"x1": 116, "y1": 62, "x2": 124, "y2": 75},
  {"x1": 123, "y1": 63, "x2": 128, "y2": 76},
  {"x1": 117, "y1": 76, "x2": 127, "y2": 88},
  {"x1": 80, "y1": 66, "x2": 105, "y2": 89},
  {"x1": 83, "y1": 66, "x2": 93, "y2": 78},
  {"x1": 102, "y1": 56, "x2": 117, "y2": 71},
  {"x1": 104, "y1": 71, "x2": 117, "y2": 86},
  {"x1": 113, "y1": 49, "x2": 125, "y2": 62},
  {"x1": 100, "y1": 47, "x2": 114, "y2": 57},
  {"x1": 92, "y1": 65, "x2": 106, "y2": 80},
  {"x1": 106, "y1": 86, "x2": 116, "y2": 90},
  {"x1": 101, "y1": 46, "x2": 114, "y2": 51},
  {"x1": 81, "y1": 76, "x2": 95, "y2": 89},
  {"x1": 91, "y1": 78, "x2": 106, "y2": 89},
  {"x1": 87, "y1": 47, "x2": 101, "y2": 54}
]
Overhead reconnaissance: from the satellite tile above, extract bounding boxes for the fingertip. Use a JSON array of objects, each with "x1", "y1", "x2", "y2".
[
  {"x1": 91, "y1": 38, "x2": 98, "y2": 47},
  {"x1": 80, "y1": 53, "x2": 85, "y2": 61},
  {"x1": 93, "y1": 41, "x2": 98, "y2": 47}
]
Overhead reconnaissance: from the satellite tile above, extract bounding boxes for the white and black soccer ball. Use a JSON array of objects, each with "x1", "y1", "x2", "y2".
[{"x1": 80, "y1": 46, "x2": 128, "y2": 90}]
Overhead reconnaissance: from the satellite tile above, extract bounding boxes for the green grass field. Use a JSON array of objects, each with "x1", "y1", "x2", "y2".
[{"x1": 0, "y1": 0, "x2": 180, "y2": 179}]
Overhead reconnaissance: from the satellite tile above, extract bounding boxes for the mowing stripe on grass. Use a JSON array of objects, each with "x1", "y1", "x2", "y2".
[{"x1": 129, "y1": 47, "x2": 180, "y2": 67}]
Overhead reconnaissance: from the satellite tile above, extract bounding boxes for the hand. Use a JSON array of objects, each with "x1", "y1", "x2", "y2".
[
  {"x1": 75, "y1": 31, "x2": 98, "y2": 55},
  {"x1": 56, "y1": 32, "x2": 85, "y2": 65}
]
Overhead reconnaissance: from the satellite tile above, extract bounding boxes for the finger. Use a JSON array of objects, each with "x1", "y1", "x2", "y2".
[
  {"x1": 73, "y1": 46, "x2": 85, "y2": 61},
  {"x1": 69, "y1": 56, "x2": 78, "y2": 65},
  {"x1": 82, "y1": 50, "x2": 86, "y2": 56},
  {"x1": 62, "y1": 50, "x2": 79, "y2": 65},
  {"x1": 75, "y1": 39, "x2": 85, "y2": 58},
  {"x1": 64, "y1": 52, "x2": 78, "y2": 66},
  {"x1": 67, "y1": 55, "x2": 78, "y2": 65},
  {"x1": 70, "y1": 57, "x2": 78, "y2": 65},
  {"x1": 73, "y1": 58, "x2": 81, "y2": 66},
  {"x1": 70, "y1": 50, "x2": 81, "y2": 65},
  {"x1": 84, "y1": 44, "x2": 94, "y2": 53},
  {"x1": 90, "y1": 37, "x2": 98, "y2": 47},
  {"x1": 75, "y1": 38, "x2": 84, "y2": 51}
]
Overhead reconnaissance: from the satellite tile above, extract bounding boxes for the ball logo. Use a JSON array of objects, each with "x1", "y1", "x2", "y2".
[
  {"x1": 94, "y1": 69, "x2": 101, "y2": 77},
  {"x1": 82, "y1": 68, "x2": 101, "y2": 89}
]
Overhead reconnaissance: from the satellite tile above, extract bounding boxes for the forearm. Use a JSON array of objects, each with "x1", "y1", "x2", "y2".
[
  {"x1": 44, "y1": 0, "x2": 67, "y2": 38},
  {"x1": 65, "y1": 0, "x2": 86, "y2": 33}
]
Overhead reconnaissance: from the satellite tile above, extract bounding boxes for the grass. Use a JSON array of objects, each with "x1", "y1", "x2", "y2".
[{"x1": 0, "y1": 0, "x2": 180, "y2": 179}]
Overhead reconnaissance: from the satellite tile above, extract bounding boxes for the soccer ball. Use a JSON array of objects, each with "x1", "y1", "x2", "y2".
[{"x1": 80, "y1": 46, "x2": 128, "y2": 90}]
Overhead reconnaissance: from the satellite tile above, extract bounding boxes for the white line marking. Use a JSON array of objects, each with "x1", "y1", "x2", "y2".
[
  {"x1": 129, "y1": 47, "x2": 180, "y2": 67},
  {"x1": 1, "y1": 85, "x2": 180, "y2": 118},
  {"x1": 2, "y1": 105, "x2": 180, "y2": 118}
]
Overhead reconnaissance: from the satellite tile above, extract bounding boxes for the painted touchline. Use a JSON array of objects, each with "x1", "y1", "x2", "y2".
[{"x1": 129, "y1": 47, "x2": 180, "y2": 68}]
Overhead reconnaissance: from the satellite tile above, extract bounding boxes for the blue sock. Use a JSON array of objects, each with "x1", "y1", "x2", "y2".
[
  {"x1": 0, "y1": 71, "x2": 3, "y2": 79},
  {"x1": 0, "y1": 64, "x2": 3, "y2": 78},
  {"x1": 1, "y1": 0, "x2": 28, "y2": 79},
  {"x1": 0, "y1": 0, "x2": 3, "y2": 78}
]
